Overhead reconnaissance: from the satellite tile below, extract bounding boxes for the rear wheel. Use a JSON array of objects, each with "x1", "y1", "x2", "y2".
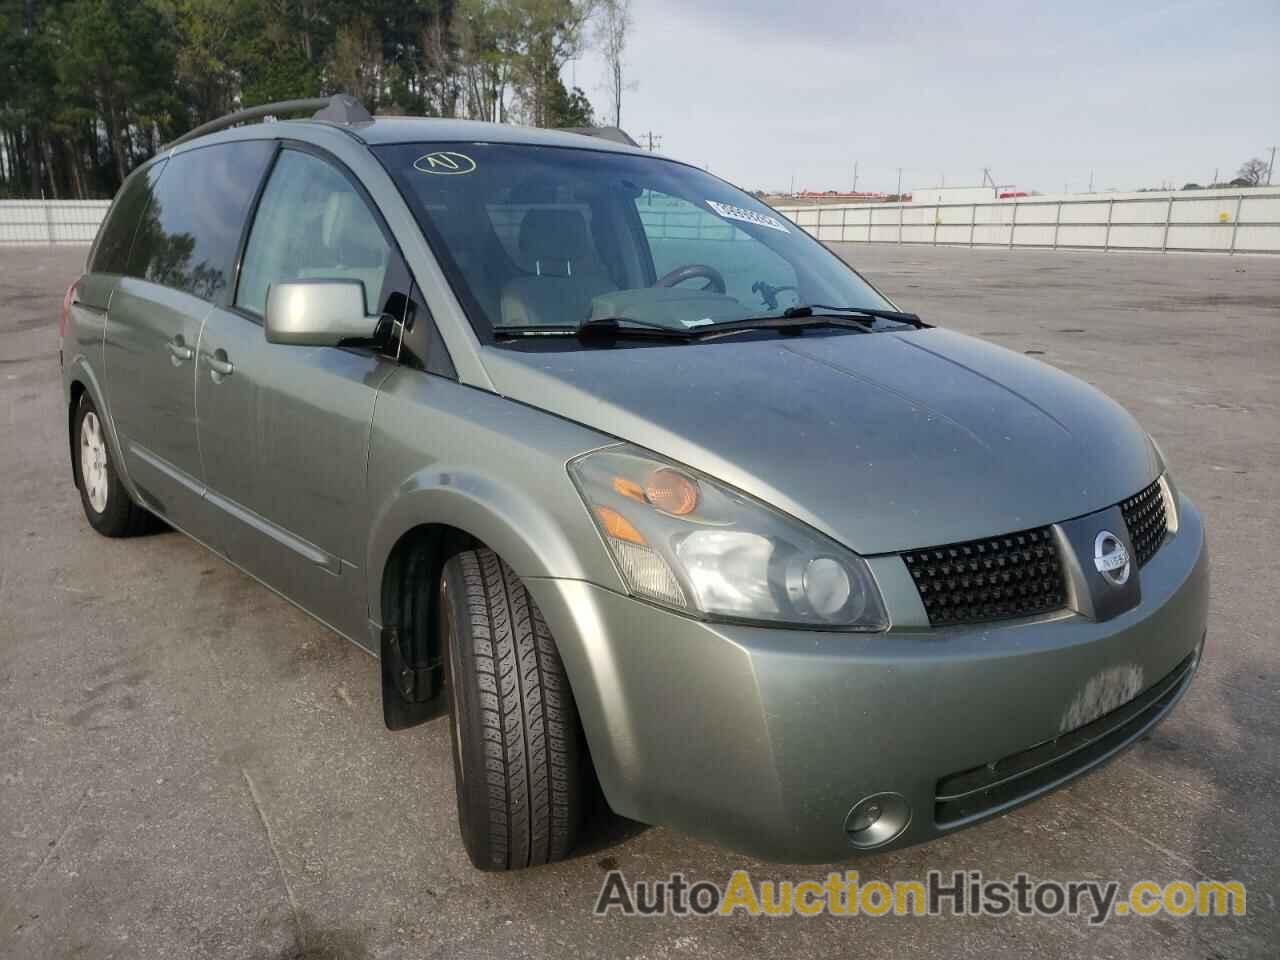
[
  {"x1": 73, "y1": 394, "x2": 151, "y2": 537},
  {"x1": 441, "y1": 548, "x2": 584, "y2": 870}
]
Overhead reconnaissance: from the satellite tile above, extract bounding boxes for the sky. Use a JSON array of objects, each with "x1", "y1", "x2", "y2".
[{"x1": 567, "y1": 0, "x2": 1280, "y2": 195}]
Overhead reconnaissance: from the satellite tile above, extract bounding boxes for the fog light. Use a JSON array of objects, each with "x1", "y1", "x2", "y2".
[
  {"x1": 847, "y1": 800, "x2": 882, "y2": 833},
  {"x1": 844, "y1": 792, "x2": 910, "y2": 849}
]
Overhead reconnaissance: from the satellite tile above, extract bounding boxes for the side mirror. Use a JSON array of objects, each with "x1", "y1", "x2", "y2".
[{"x1": 264, "y1": 280, "x2": 380, "y2": 346}]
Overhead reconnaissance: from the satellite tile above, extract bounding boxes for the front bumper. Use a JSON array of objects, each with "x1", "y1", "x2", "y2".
[{"x1": 526, "y1": 495, "x2": 1208, "y2": 864}]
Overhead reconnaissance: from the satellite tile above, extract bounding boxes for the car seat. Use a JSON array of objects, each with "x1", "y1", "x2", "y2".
[{"x1": 499, "y1": 209, "x2": 617, "y2": 327}]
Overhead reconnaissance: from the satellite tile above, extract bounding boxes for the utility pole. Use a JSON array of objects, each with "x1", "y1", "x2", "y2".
[
  {"x1": 852, "y1": 160, "x2": 858, "y2": 193},
  {"x1": 639, "y1": 131, "x2": 662, "y2": 152},
  {"x1": 1268, "y1": 147, "x2": 1277, "y2": 186},
  {"x1": 1088, "y1": 170, "x2": 1094, "y2": 193},
  {"x1": 895, "y1": 168, "x2": 902, "y2": 199}
]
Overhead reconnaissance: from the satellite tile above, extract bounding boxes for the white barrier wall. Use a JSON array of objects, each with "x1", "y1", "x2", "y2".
[
  {"x1": 775, "y1": 188, "x2": 1280, "y2": 255},
  {"x1": 0, "y1": 200, "x2": 112, "y2": 245},
  {"x1": 6, "y1": 189, "x2": 1279, "y2": 255}
]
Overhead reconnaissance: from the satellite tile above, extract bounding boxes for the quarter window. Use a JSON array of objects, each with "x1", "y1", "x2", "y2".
[
  {"x1": 126, "y1": 141, "x2": 274, "y2": 302},
  {"x1": 236, "y1": 149, "x2": 392, "y2": 317},
  {"x1": 89, "y1": 160, "x2": 165, "y2": 275}
]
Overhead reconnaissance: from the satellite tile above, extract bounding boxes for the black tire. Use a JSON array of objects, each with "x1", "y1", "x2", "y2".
[
  {"x1": 441, "y1": 548, "x2": 584, "y2": 870},
  {"x1": 72, "y1": 394, "x2": 152, "y2": 538}
]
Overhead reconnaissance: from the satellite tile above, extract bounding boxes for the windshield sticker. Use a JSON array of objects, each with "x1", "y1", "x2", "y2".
[
  {"x1": 705, "y1": 200, "x2": 790, "y2": 233},
  {"x1": 413, "y1": 151, "x2": 477, "y2": 175}
]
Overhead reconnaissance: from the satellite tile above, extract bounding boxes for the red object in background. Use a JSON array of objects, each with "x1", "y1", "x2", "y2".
[
  {"x1": 793, "y1": 190, "x2": 889, "y2": 201},
  {"x1": 999, "y1": 191, "x2": 1029, "y2": 199}
]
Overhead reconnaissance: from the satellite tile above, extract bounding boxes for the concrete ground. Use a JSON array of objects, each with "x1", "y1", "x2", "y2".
[{"x1": 1, "y1": 243, "x2": 1276, "y2": 959}]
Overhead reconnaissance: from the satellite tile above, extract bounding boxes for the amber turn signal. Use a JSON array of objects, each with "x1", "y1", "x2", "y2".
[
  {"x1": 612, "y1": 476, "x2": 647, "y2": 503},
  {"x1": 595, "y1": 506, "x2": 647, "y2": 545}
]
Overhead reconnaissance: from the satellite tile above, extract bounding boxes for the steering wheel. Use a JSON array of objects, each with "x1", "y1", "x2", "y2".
[{"x1": 655, "y1": 263, "x2": 727, "y2": 294}]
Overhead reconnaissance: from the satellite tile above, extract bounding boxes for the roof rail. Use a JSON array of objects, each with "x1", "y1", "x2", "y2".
[{"x1": 166, "y1": 94, "x2": 372, "y2": 150}]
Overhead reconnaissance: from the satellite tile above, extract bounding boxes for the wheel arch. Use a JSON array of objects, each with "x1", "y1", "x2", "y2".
[
  {"x1": 377, "y1": 521, "x2": 481, "y2": 661},
  {"x1": 67, "y1": 379, "x2": 86, "y2": 483},
  {"x1": 365, "y1": 467, "x2": 620, "y2": 630},
  {"x1": 65, "y1": 363, "x2": 133, "y2": 497},
  {"x1": 367, "y1": 468, "x2": 621, "y2": 730}
]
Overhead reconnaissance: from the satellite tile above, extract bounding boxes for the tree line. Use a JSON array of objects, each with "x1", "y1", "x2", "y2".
[{"x1": 0, "y1": 0, "x2": 633, "y2": 200}]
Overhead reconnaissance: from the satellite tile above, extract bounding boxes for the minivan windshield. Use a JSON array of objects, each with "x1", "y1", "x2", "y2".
[{"x1": 374, "y1": 142, "x2": 896, "y2": 343}]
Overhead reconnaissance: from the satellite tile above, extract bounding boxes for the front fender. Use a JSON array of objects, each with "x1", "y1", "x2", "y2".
[
  {"x1": 365, "y1": 466, "x2": 625, "y2": 626},
  {"x1": 363, "y1": 369, "x2": 627, "y2": 630}
]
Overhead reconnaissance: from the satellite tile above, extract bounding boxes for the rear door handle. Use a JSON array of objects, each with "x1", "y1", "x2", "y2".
[
  {"x1": 206, "y1": 349, "x2": 234, "y2": 381},
  {"x1": 167, "y1": 338, "x2": 193, "y2": 364}
]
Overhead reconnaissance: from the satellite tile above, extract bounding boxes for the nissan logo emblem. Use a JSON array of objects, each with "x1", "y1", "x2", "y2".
[{"x1": 1093, "y1": 530, "x2": 1131, "y2": 586}]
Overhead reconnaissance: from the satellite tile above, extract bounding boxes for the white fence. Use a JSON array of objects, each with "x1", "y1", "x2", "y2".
[
  {"x1": 7, "y1": 189, "x2": 1280, "y2": 255},
  {"x1": 0, "y1": 200, "x2": 111, "y2": 245},
  {"x1": 775, "y1": 187, "x2": 1280, "y2": 255}
]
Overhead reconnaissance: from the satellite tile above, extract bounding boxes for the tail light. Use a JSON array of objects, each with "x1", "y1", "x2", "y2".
[{"x1": 60, "y1": 279, "x2": 79, "y2": 341}]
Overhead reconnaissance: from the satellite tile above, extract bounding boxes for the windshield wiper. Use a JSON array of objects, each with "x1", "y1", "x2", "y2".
[
  {"x1": 492, "y1": 317, "x2": 696, "y2": 343},
  {"x1": 680, "y1": 304, "x2": 928, "y2": 341},
  {"x1": 491, "y1": 306, "x2": 927, "y2": 346},
  {"x1": 782, "y1": 304, "x2": 928, "y2": 327},
  {"x1": 685, "y1": 315, "x2": 873, "y2": 340}
]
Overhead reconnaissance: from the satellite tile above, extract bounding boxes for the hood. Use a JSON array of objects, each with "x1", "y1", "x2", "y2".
[{"x1": 480, "y1": 329, "x2": 1160, "y2": 556}]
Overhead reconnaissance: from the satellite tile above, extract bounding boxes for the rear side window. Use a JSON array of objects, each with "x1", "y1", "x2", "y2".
[
  {"x1": 236, "y1": 149, "x2": 392, "y2": 316},
  {"x1": 127, "y1": 140, "x2": 274, "y2": 303},
  {"x1": 89, "y1": 160, "x2": 166, "y2": 275}
]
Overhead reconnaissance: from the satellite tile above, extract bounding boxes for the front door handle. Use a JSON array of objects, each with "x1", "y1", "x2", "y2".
[
  {"x1": 167, "y1": 337, "x2": 193, "y2": 364},
  {"x1": 206, "y1": 349, "x2": 234, "y2": 382}
]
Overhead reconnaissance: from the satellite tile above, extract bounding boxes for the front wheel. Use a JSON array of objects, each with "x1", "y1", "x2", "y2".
[{"x1": 441, "y1": 548, "x2": 584, "y2": 870}]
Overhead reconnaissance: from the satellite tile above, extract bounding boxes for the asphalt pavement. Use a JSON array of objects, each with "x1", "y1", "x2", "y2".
[{"x1": 1, "y1": 242, "x2": 1277, "y2": 958}]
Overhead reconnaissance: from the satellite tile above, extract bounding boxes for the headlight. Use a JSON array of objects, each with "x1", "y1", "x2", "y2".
[
  {"x1": 1147, "y1": 434, "x2": 1179, "y2": 535},
  {"x1": 1157, "y1": 473, "x2": 1179, "y2": 535},
  {"x1": 569, "y1": 445, "x2": 888, "y2": 630}
]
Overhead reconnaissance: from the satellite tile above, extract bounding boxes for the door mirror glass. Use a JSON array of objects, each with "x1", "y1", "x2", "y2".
[{"x1": 264, "y1": 280, "x2": 379, "y2": 346}]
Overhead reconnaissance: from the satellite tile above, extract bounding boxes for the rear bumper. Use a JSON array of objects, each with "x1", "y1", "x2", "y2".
[{"x1": 527, "y1": 494, "x2": 1208, "y2": 863}]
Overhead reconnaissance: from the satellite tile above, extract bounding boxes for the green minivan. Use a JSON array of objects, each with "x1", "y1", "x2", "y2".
[{"x1": 61, "y1": 97, "x2": 1207, "y2": 870}]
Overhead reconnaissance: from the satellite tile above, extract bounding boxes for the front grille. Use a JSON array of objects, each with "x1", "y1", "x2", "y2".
[
  {"x1": 934, "y1": 650, "x2": 1197, "y2": 826},
  {"x1": 1120, "y1": 480, "x2": 1168, "y2": 568},
  {"x1": 902, "y1": 526, "x2": 1066, "y2": 627}
]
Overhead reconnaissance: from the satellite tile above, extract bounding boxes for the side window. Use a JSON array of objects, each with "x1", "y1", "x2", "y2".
[
  {"x1": 127, "y1": 140, "x2": 274, "y2": 302},
  {"x1": 634, "y1": 190, "x2": 799, "y2": 307},
  {"x1": 236, "y1": 149, "x2": 392, "y2": 317},
  {"x1": 89, "y1": 159, "x2": 166, "y2": 275}
]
